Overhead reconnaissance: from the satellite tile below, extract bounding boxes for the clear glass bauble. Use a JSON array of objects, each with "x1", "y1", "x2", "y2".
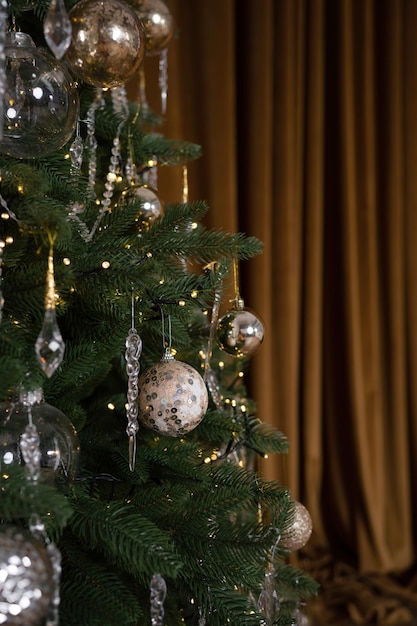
[
  {"x1": 0, "y1": 389, "x2": 80, "y2": 482},
  {"x1": 216, "y1": 307, "x2": 264, "y2": 358},
  {"x1": 119, "y1": 184, "x2": 163, "y2": 230},
  {"x1": 0, "y1": 525, "x2": 54, "y2": 626},
  {"x1": 66, "y1": 0, "x2": 145, "y2": 88},
  {"x1": 0, "y1": 32, "x2": 79, "y2": 159}
]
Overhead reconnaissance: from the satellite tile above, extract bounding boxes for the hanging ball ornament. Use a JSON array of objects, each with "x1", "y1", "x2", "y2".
[
  {"x1": 0, "y1": 31, "x2": 79, "y2": 159},
  {"x1": 216, "y1": 302, "x2": 264, "y2": 358},
  {"x1": 66, "y1": 0, "x2": 146, "y2": 88},
  {"x1": 0, "y1": 526, "x2": 54, "y2": 626},
  {"x1": 0, "y1": 388, "x2": 80, "y2": 482},
  {"x1": 119, "y1": 184, "x2": 163, "y2": 230},
  {"x1": 280, "y1": 501, "x2": 313, "y2": 552},
  {"x1": 130, "y1": 0, "x2": 174, "y2": 55},
  {"x1": 138, "y1": 351, "x2": 208, "y2": 437}
]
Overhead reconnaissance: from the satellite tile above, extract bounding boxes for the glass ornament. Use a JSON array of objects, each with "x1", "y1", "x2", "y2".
[
  {"x1": 44, "y1": 0, "x2": 72, "y2": 60},
  {"x1": 280, "y1": 501, "x2": 313, "y2": 552},
  {"x1": 131, "y1": 0, "x2": 174, "y2": 56},
  {"x1": 119, "y1": 184, "x2": 163, "y2": 230},
  {"x1": 137, "y1": 351, "x2": 208, "y2": 437},
  {"x1": 216, "y1": 307, "x2": 264, "y2": 358},
  {"x1": 0, "y1": 526, "x2": 54, "y2": 626},
  {"x1": 66, "y1": 0, "x2": 146, "y2": 88},
  {"x1": 0, "y1": 31, "x2": 79, "y2": 159},
  {"x1": 0, "y1": 388, "x2": 80, "y2": 482}
]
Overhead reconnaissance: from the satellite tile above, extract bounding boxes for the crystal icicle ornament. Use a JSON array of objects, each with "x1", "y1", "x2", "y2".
[
  {"x1": 44, "y1": 0, "x2": 72, "y2": 60},
  {"x1": 0, "y1": 0, "x2": 8, "y2": 141},
  {"x1": 257, "y1": 562, "x2": 281, "y2": 626},
  {"x1": 20, "y1": 409, "x2": 42, "y2": 482},
  {"x1": 35, "y1": 249, "x2": 65, "y2": 378},
  {"x1": 125, "y1": 294, "x2": 142, "y2": 471},
  {"x1": 69, "y1": 123, "x2": 83, "y2": 173},
  {"x1": 150, "y1": 573, "x2": 167, "y2": 626},
  {"x1": 0, "y1": 242, "x2": 5, "y2": 324}
]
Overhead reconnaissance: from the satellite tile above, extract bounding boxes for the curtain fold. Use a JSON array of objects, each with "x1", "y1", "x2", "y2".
[{"x1": 132, "y1": 0, "x2": 417, "y2": 621}]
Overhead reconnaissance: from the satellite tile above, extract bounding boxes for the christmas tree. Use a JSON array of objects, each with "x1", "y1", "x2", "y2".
[{"x1": 0, "y1": 0, "x2": 318, "y2": 625}]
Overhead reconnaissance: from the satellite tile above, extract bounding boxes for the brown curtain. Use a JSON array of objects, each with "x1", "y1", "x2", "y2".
[{"x1": 132, "y1": 0, "x2": 417, "y2": 622}]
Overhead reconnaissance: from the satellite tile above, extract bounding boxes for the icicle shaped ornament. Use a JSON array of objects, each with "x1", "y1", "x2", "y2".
[
  {"x1": 125, "y1": 293, "x2": 142, "y2": 471},
  {"x1": 150, "y1": 573, "x2": 167, "y2": 626},
  {"x1": 35, "y1": 246, "x2": 65, "y2": 378},
  {"x1": 0, "y1": 0, "x2": 8, "y2": 140},
  {"x1": 44, "y1": 0, "x2": 72, "y2": 59}
]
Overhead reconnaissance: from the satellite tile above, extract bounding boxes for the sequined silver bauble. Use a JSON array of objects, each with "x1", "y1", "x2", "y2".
[
  {"x1": 216, "y1": 308, "x2": 264, "y2": 358},
  {"x1": 66, "y1": 0, "x2": 145, "y2": 88},
  {"x1": 119, "y1": 184, "x2": 163, "y2": 230},
  {"x1": 138, "y1": 353, "x2": 208, "y2": 436},
  {"x1": 0, "y1": 389, "x2": 80, "y2": 482},
  {"x1": 281, "y1": 501, "x2": 313, "y2": 552},
  {"x1": 131, "y1": 0, "x2": 174, "y2": 55},
  {"x1": 0, "y1": 31, "x2": 79, "y2": 159},
  {"x1": 0, "y1": 526, "x2": 54, "y2": 626}
]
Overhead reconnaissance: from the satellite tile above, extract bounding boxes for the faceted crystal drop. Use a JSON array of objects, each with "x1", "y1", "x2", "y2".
[
  {"x1": 44, "y1": 0, "x2": 72, "y2": 60},
  {"x1": 35, "y1": 308, "x2": 65, "y2": 377}
]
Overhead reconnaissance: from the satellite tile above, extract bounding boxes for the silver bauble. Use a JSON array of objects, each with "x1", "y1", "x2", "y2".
[
  {"x1": 0, "y1": 526, "x2": 54, "y2": 626},
  {"x1": 216, "y1": 308, "x2": 264, "y2": 357}
]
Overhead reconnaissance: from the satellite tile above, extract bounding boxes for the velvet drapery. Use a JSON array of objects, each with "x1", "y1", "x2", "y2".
[{"x1": 133, "y1": 1, "x2": 417, "y2": 622}]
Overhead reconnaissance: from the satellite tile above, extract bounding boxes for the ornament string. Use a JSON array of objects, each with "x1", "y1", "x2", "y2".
[
  {"x1": 35, "y1": 235, "x2": 65, "y2": 378},
  {"x1": 161, "y1": 309, "x2": 173, "y2": 360},
  {"x1": 125, "y1": 290, "x2": 142, "y2": 471},
  {"x1": 232, "y1": 257, "x2": 244, "y2": 310},
  {"x1": 19, "y1": 390, "x2": 62, "y2": 626}
]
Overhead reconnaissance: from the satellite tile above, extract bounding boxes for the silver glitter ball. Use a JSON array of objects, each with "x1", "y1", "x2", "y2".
[
  {"x1": 0, "y1": 526, "x2": 54, "y2": 625},
  {"x1": 281, "y1": 501, "x2": 313, "y2": 552}
]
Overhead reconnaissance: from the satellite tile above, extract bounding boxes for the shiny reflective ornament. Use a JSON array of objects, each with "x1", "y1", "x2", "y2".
[
  {"x1": 131, "y1": 0, "x2": 174, "y2": 55},
  {"x1": 138, "y1": 352, "x2": 208, "y2": 436},
  {"x1": 35, "y1": 307, "x2": 65, "y2": 378},
  {"x1": 216, "y1": 308, "x2": 264, "y2": 358},
  {"x1": 0, "y1": 526, "x2": 54, "y2": 626},
  {"x1": 120, "y1": 184, "x2": 163, "y2": 230},
  {"x1": 0, "y1": 31, "x2": 79, "y2": 159},
  {"x1": 281, "y1": 501, "x2": 313, "y2": 552},
  {"x1": 66, "y1": 0, "x2": 146, "y2": 88},
  {"x1": 0, "y1": 389, "x2": 80, "y2": 482}
]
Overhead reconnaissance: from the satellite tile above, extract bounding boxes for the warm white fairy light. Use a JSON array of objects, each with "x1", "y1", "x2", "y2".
[
  {"x1": 191, "y1": 290, "x2": 198, "y2": 298},
  {"x1": 107, "y1": 403, "x2": 115, "y2": 410},
  {"x1": 101, "y1": 261, "x2": 110, "y2": 269},
  {"x1": 63, "y1": 258, "x2": 71, "y2": 265}
]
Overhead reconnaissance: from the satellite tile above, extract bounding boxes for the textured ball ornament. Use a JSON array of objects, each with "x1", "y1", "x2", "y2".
[
  {"x1": 66, "y1": 0, "x2": 146, "y2": 88},
  {"x1": 131, "y1": 0, "x2": 174, "y2": 56},
  {"x1": 0, "y1": 32, "x2": 79, "y2": 159},
  {"x1": 119, "y1": 184, "x2": 163, "y2": 230},
  {"x1": 216, "y1": 307, "x2": 264, "y2": 358},
  {"x1": 0, "y1": 526, "x2": 54, "y2": 626},
  {"x1": 138, "y1": 353, "x2": 208, "y2": 436},
  {"x1": 281, "y1": 501, "x2": 313, "y2": 552},
  {"x1": 0, "y1": 389, "x2": 80, "y2": 482}
]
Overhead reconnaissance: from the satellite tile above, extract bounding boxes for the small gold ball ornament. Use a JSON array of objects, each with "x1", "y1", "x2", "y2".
[
  {"x1": 138, "y1": 351, "x2": 208, "y2": 437},
  {"x1": 281, "y1": 501, "x2": 313, "y2": 552},
  {"x1": 131, "y1": 0, "x2": 174, "y2": 55},
  {"x1": 66, "y1": 0, "x2": 146, "y2": 88}
]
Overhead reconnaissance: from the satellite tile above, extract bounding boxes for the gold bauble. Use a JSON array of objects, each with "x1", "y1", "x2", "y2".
[
  {"x1": 281, "y1": 501, "x2": 313, "y2": 552},
  {"x1": 66, "y1": 0, "x2": 146, "y2": 88},
  {"x1": 131, "y1": 0, "x2": 174, "y2": 55}
]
